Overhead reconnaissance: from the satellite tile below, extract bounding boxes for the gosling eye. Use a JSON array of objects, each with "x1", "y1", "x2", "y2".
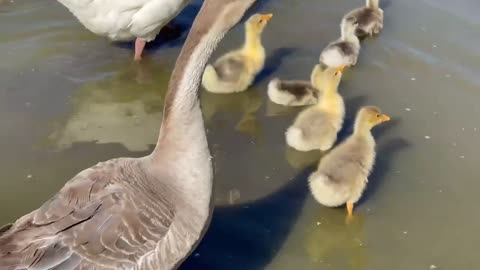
[
  {"x1": 334, "y1": 71, "x2": 339, "y2": 76},
  {"x1": 376, "y1": 114, "x2": 380, "y2": 117},
  {"x1": 259, "y1": 19, "x2": 263, "y2": 23}
]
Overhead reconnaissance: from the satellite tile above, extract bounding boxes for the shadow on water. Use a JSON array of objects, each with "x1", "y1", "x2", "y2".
[
  {"x1": 255, "y1": 47, "x2": 298, "y2": 84},
  {"x1": 337, "y1": 95, "x2": 368, "y2": 141},
  {"x1": 359, "y1": 137, "x2": 411, "y2": 204},
  {"x1": 181, "y1": 167, "x2": 313, "y2": 270},
  {"x1": 114, "y1": 2, "x2": 202, "y2": 52},
  {"x1": 201, "y1": 87, "x2": 264, "y2": 138}
]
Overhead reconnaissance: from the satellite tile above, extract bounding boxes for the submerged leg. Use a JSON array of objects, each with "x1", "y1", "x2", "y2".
[
  {"x1": 163, "y1": 22, "x2": 178, "y2": 32},
  {"x1": 158, "y1": 21, "x2": 183, "y2": 41},
  {"x1": 134, "y1": 38, "x2": 146, "y2": 61},
  {"x1": 346, "y1": 202, "x2": 354, "y2": 224}
]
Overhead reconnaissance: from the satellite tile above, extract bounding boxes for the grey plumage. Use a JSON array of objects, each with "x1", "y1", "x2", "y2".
[
  {"x1": 342, "y1": 0, "x2": 383, "y2": 39},
  {"x1": 267, "y1": 78, "x2": 320, "y2": 106},
  {"x1": 212, "y1": 56, "x2": 246, "y2": 83},
  {"x1": 267, "y1": 64, "x2": 328, "y2": 107},
  {"x1": 319, "y1": 20, "x2": 361, "y2": 68},
  {"x1": 335, "y1": 41, "x2": 357, "y2": 56},
  {"x1": 276, "y1": 80, "x2": 319, "y2": 100},
  {"x1": 289, "y1": 109, "x2": 340, "y2": 147}
]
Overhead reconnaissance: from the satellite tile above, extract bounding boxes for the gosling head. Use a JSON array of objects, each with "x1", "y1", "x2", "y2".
[
  {"x1": 246, "y1": 13, "x2": 273, "y2": 33},
  {"x1": 355, "y1": 106, "x2": 390, "y2": 132},
  {"x1": 322, "y1": 65, "x2": 345, "y2": 92}
]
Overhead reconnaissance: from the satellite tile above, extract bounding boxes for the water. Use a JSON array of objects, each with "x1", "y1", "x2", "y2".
[{"x1": 1, "y1": 0, "x2": 479, "y2": 269}]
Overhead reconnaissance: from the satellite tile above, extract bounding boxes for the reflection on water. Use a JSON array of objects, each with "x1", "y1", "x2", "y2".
[
  {"x1": 2, "y1": 0, "x2": 480, "y2": 269},
  {"x1": 265, "y1": 98, "x2": 301, "y2": 117},
  {"x1": 47, "y1": 60, "x2": 265, "y2": 151},
  {"x1": 284, "y1": 146, "x2": 323, "y2": 170},
  {"x1": 263, "y1": 200, "x2": 369, "y2": 270},
  {"x1": 304, "y1": 209, "x2": 368, "y2": 269},
  {"x1": 201, "y1": 88, "x2": 263, "y2": 138},
  {"x1": 48, "y1": 60, "x2": 170, "y2": 151}
]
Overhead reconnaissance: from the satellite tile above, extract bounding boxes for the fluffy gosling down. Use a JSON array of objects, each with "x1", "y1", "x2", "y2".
[
  {"x1": 308, "y1": 106, "x2": 390, "y2": 222},
  {"x1": 267, "y1": 64, "x2": 326, "y2": 106},
  {"x1": 202, "y1": 13, "x2": 272, "y2": 94},
  {"x1": 285, "y1": 66, "x2": 345, "y2": 152},
  {"x1": 342, "y1": 0, "x2": 384, "y2": 39},
  {"x1": 319, "y1": 19, "x2": 361, "y2": 68},
  {"x1": 268, "y1": 79, "x2": 319, "y2": 106}
]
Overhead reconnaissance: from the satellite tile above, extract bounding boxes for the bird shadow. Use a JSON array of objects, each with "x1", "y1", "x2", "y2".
[
  {"x1": 336, "y1": 95, "x2": 368, "y2": 141},
  {"x1": 113, "y1": 2, "x2": 202, "y2": 52},
  {"x1": 359, "y1": 137, "x2": 411, "y2": 204},
  {"x1": 254, "y1": 47, "x2": 298, "y2": 84},
  {"x1": 180, "y1": 167, "x2": 313, "y2": 270}
]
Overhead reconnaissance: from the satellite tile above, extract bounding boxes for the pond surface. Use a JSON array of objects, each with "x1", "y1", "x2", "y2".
[{"x1": 1, "y1": 0, "x2": 479, "y2": 269}]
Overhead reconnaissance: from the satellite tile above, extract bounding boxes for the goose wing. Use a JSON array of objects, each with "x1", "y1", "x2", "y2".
[{"x1": 0, "y1": 158, "x2": 175, "y2": 270}]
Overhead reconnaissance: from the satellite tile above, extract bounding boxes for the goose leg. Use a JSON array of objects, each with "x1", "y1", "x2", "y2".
[
  {"x1": 134, "y1": 38, "x2": 146, "y2": 61},
  {"x1": 346, "y1": 202, "x2": 354, "y2": 224},
  {"x1": 163, "y1": 22, "x2": 178, "y2": 32}
]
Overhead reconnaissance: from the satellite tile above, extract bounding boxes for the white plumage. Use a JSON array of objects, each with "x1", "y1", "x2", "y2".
[{"x1": 57, "y1": 0, "x2": 190, "y2": 59}]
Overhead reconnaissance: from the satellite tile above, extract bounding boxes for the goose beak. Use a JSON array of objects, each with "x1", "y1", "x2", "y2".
[
  {"x1": 380, "y1": 114, "x2": 391, "y2": 122},
  {"x1": 261, "y1": 14, "x2": 273, "y2": 21}
]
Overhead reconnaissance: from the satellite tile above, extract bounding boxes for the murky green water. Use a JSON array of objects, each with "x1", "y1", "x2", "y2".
[{"x1": 1, "y1": 0, "x2": 479, "y2": 269}]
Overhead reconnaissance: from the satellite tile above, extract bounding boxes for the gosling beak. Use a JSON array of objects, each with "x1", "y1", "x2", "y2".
[
  {"x1": 261, "y1": 14, "x2": 273, "y2": 21},
  {"x1": 380, "y1": 114, "x2": 391, "y2": 122},
  {"x1": 337, "y1": 65, "x2": 346, "y2": 72}
]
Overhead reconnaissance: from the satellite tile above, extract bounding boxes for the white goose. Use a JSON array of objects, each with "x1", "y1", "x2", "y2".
[
  {"x1": 57, "y1": 0, "x2": 191, "y2": 60},
  {"x1": 0, "y1": 0, "x2": 256, "y2": 269}
]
